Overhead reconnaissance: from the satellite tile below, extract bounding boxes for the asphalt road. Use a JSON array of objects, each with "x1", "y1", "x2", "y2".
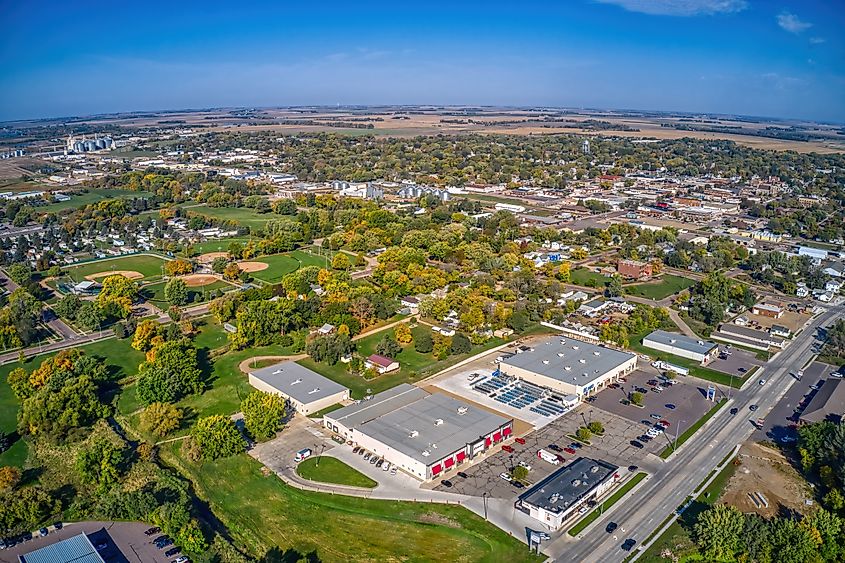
[{"x1": 543, "y1": 303, "x2": 842, "y2": 562}]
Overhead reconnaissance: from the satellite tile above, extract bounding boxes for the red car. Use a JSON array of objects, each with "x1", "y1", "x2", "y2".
[
  {"x1": 563, "y1": 447, "x2": 577, "y2": 455},
  {"x1": 658, "y1": 420, "x2": 671, "y2": 427},
  {"x1": 502, "y1": 445, "x2": 514, "y2": 453},
  {"x1": 515, "y1": 437, "x2": 526, "y2": 445}
]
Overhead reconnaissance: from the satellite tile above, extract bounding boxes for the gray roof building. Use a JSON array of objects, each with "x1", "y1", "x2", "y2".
[
  {"x1": 359, "y1": 392, "x2": 511, "y2": 465},
  {"x1": 800, "y1": 379, "x2": 845, "y2": 425},
  {"x1": 19, "y1": 533, "x2": 105, "y2": 563},
  {"x1": 517, "y1": 457, "x2": 619, "y2": 516},
  {"x1": 499, "y1": 337, "x2": 636, "y2": 389},
  {"x1": 643, "y1": 330, "x2": 717, "y2": 356},
  {"x1": 327, "y1": 384, "x2": 428, "y2": 430},
  {"x1": 249, "y1": 361, "x2": 348, "y2": 406}
]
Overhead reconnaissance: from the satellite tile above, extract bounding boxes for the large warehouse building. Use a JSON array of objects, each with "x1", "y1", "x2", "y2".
[
  {"x1": 642, "y1": 330, "x2": 718, "y2": 365},
  {"x1": 516, "y1": 457, "x2": 620, "y2": 530},
  {"x1": 248, "y1": 361, "x2": 350, "y2": 415},
  {"x1": 497, "y1": 337, "x2": 637, "y2": 400},
  {"x1": 324, "y1": 384, "x2": 513, "y2": 480}
]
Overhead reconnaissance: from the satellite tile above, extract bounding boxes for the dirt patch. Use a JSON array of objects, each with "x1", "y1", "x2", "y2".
[
  {"x1": 198, "y1": 251, "x2": 229, "y2": 264},
  {"x1": 180, "y1": 274, "x2": 220, "y2": 287},
  {"x1": 237, "y1": 260, "x2": 269, "y2": 273},
  {"x1": 721, "y1": 442, "x2": 812, "y2": 517},
  {"x1": 85, "y1": 270, "x2": 144, "y2": 281}
]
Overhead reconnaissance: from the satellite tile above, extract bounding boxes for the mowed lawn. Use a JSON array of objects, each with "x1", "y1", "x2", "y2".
[
  {"x1": 247, "y1": 249, "x2": 334, "y2": 284},
  {"x1": 64, "y1": 254, "x2": 168, "y2": 281},
  {"x1": 188, "y1": 204, "x2": 275, "y2": 231},
  {"x1": 624, "y1": 274, "x2": 696, "y2": 300},
  {"x1": 299, "y1": 324, "x2": 507, "y2": 398},
  {"x1": 44, "y1": 188, "x2": 156, "y2": 212},
  {"x1": 140, "y1": 279, "x2": 235, "y2": 305},
  {"x1": 163, "y1": 445, "x2": 542, "y2": 563},
  {"x1": 296, "y1": 456, "x2": 377, "y2": 488},
  {"x1": 570, "y1": 267, "x2": 611, "y2": 287},
  {"x1": 192, "y1": 237, "x2": 257, "y2": 255}
]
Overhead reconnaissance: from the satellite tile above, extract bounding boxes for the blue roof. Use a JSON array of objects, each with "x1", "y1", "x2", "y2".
[{"x1": 20, "y1": 533, "x2": 105, "y2": 563}]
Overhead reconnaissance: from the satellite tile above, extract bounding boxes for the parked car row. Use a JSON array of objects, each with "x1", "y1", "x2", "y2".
[
  {"x1": 0, "y1": 523, "x2": 62, "y2": 550},
  {"x1": 353, "y1": 446, "x2": 398, "y2": 475}
]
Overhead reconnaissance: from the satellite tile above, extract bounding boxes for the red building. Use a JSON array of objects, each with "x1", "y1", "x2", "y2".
[{"x1": 617, "y1": 259, "x2": 653, "y2": 280}]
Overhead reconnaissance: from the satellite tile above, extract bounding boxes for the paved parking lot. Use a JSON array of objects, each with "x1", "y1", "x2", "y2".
[
  {"x1": 707, "y1": 346, "x2": 764, "y2": 378},
  {"x1": 0, "y1": 521, "x2": 171, "y2": 563},
  {"x1": 754, "y1": 361, "x2": 832, "y2": 441},
  {"x1": 432, "y1": 403, "x2": 659, "y2": 498},
  {"x1": 589, "y1": 369, "x2": 718, "y2": 441}
]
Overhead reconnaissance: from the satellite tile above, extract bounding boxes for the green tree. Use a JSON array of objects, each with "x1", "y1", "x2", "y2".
[
  {"x1": 0, "y1": 486, "x2": 59, "y2": 536},
  {"x1": 511, "y1": 466, "x2": 529, "y2": 482},
  {"x1": 139, "y1": 402, "x2": 183, "y2": 438},
  {"x1": 450, "y1": 332, "x2": 472, "y2": 355},
  {"x1": 331, "y1": 252, "x2": 351, "y2": 271},
  {"x1": 54, "y1": 294, "x2": 82, "y2": 320},
  {"x1": 576, "y1": 427, "x2": 592, "y2": 442},
  {"x1": 241, "y1": 391, "x2": 286, "y2": 442},
  {"x1": 136, "y1": 339, "x2": 203, "y2": 405},
  {"x1": 507, "y1": 310, "x2": 529, "y2": 332},
  {"x1": 629, "y1": 391, "x2": 643, "y2": 406},
  {"x1": 191, "y1": 415, "x2": 244, "y2": 461},
  {"x1": 693, "y1": 504, "x2": 744, "y2": 560},
  {"x1": 806, "y1": 508, "x2": 843, "y2": 561},
  {"x1": 414, "y1": 331, "x2": 433, "y2": 353},
  {"x1": 587, "y1": 421, "x2": 604, "y2": 434},
  {"x1": 606, "y1": 274, "x2": 623, "y2": 298},
  {"x1": 768, "y1": 518, "x2": 819, "y2": 563},
  {"x1": 375, "y1": 335, "x2": 402, "y2": 358},
  {"x1": 6, "y1": 263, "x2": 32, "y2": 285},
  {"x1": 164, "y1": 278, "x2": 189, "y2": 306},
  {"x1": 211, "y1": 257, "x2": 229, "y2": 274},
  {"x1": 75, "y1": 301, "x2": 104, "y2": 331},
  {"x1": 76, "y1": 439, "x2": 125, "y2": 493}
]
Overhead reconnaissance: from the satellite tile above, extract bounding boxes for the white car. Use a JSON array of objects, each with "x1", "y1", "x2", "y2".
[
  {"x1": 518, "y1": 461, "x2": 532, "y2": 471},
  {"x1": 578, "y1": 506, "x2": 589, "y2": 515},
  {"x1": 499, "y1": 472, "x2": 513, "y2": 482},
  {"x1": 382, "y1": 462, "x2": 391, "y2": 471},
  {"x1": 759, "y1": 379, "x2": 766, "y2": 385}
]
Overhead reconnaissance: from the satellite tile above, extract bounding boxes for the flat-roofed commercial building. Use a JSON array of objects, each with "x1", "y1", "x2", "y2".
[
  {"x1": 19, "y1": 533, "x2": 105, "y2": 563},
  {"x1": 497, "y1": 337, "x2": 637, "y2": 400},
  {"x1": 515, "y1": 457, "x2": 621, "y2": 530},
  {"x1": 642, "y1": 330, "x2": 718, "y2": 365},
  {"x1": 248, "y1": 361, "x2": 350, "y2": 416},
  {"x1": 324, "y1": 384, "x2": 512, "y2": 480}
]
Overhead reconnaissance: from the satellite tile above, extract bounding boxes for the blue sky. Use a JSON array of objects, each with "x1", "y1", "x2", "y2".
[{"x1": 1, "y1": 0, "x2": 843, "y2": 122}]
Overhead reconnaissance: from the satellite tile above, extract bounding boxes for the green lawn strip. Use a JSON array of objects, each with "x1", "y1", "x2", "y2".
[
  {"x1": 296, "y1": 456, "x2": 377, "y2": 488},
  {"x1": 63, "y1": 254, "x2": 168, "y2": 281},
  {"x1": 624, "y1": 275, "x2": 696, "y2": 300},
  {"x1": 299, "y1": 324, "x2": 507, "y2": 398},
  {"x1": 638, "y1": 459, "x2": 738, "y2": 563},
  {"x1": 160, "y1": 445, "x2": 542, "y2": 563},
  {"x1": 659, "y1": 399, "x2": 727, "y2": 459},
  {"x1": 568, "y1": 473, "x2": 647, "y2": 536}
]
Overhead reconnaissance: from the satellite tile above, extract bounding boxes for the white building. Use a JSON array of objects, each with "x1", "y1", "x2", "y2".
[
  {"x1": 248, "y1": 361, "x2": 349, "y2": 415},
  {"x1": 642, "y1": 330, "x2": 718, "y2": 365}
]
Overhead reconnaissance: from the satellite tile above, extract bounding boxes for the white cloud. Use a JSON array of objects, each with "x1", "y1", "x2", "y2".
[
  {"x1": 594, "y1": 0, "x2": 747, "y2": 16},
  {"x1": 777, "y1": 12, "x2": 812, "y2": 34},
  {"x1": 809, "y1": 37, "x2": 826, "y2": 44}
]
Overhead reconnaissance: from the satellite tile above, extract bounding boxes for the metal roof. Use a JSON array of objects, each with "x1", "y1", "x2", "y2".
[
  {"x1": 518, "y1": 457, "x2": 619, "y2": 514},
  {"x1": 801, "y1": 379, "x2": 845, "y2": 424},
  {"x1": 250, "y1": 361, "x2": 348, "y2": 405},
  {"x1": 499, "y1": 337, "x2": 635, "y2": 388},
  {"x1": 20, "y1": 533, "x2": 105, "y2": 563},
  {"x1": 355, "y1": 391, "x2": 511, "y2": 464},
  {"x1": 643, "y1": 330, "x2": 717, "y2": 355},
  {"x1": 326, "y1": 384, "x2": 428, "y2": 429}
]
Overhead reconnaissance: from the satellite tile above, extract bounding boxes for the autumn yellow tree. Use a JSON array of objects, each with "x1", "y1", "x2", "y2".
[
  {"x1": 223, "y1": 263, "x2": 242, "y2": 281},
  {"x1": 165, "y1": 259, "x2": 193, "y2": 276},
  {"x1": 394, "y1": 323, "x2": 413, "y2": 344},
  {"x1": 132, "y1": 320, "x2": 161, "y2": 351}
]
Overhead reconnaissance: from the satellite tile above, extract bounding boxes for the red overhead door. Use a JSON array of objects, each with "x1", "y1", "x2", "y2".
[
  {"x1": 485, "y1": 437, "x2": 492, "y2": 447},
  {"x1": 431, "y1": 464, "x2": 442, "y2": 475},
  {"x1": 503, "y1": 427, "x2": 512, "y2": 437},
  {"x1": 444, "y1": 457, "x2": 454, "y2": 468},
  {"x1": 456, "y1": 451, "x2": 466, "y2": 463},
  {"x1": 493, "y1": 431, "x2": 502, "y2": 442}
]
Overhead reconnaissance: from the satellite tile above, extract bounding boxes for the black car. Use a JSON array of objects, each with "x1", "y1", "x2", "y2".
[
  {"x1": 457, "y1": 472, "x2": 469, "y2": 479},
  {"x1": 39, "y1": 528, "x2": 48, "y2": 537},
  {"x1": 569, "y1": 442, "x2": 581, "y2": 449},
  {"x1": 21, "y1": 532, "x2": 32, "y2": 542},
  {"x1": 750, "y1": 404, "x2": 758, "y2": 412},
  {"x1": 513, "y1": 481, "x2": 525, "y2": 489},
  {"x1": 441, "y1": 479, "x2": 453, "y2": 488},
  {"x1": 54, "y1": 522, "x2": 63, "y2": 530},
  {"x1": 165, "y1": 547, "x2": 181, "y2": 557},
  {"x1": 628, "y1": 465, "x2": 638, "y2": 472},
  {"x1": 606, "y1": 522, "x2": 618, "y2": 533},
  {"x1": 630, "y1": 440, "x2": 644, "y2": 449},
  {"x1": 729, "y1": 408, "x2": 738, "y2": 415},
  {"x1": 622, "y1": 538, "x2": 637, "y2": 551},
  {"x1": 548, "y1": 444, "x2": 563, "y2": 452},
  {"x1": 145, "y1": 527, "x2": 160, "y2": 536}
]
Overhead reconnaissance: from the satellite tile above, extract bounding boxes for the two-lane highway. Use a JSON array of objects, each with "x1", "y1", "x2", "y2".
[{"x1": 544, "y1": 304, "x2": 841, "y2": 562}]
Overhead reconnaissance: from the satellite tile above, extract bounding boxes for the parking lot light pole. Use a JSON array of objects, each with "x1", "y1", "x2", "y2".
[
  {"x1": 673, "y1": 420, "x2": 686, "y2": 452},
  {"x1": 483, "y1": 492, "x2": 488, "y2": 520}
]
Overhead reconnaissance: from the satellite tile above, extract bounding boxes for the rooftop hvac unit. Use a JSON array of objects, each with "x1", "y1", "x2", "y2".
[
  {"x1": 410, "y1": 430, "x2": 419, "y2": 438},
  {"x1": 557, "y1": 353, "x2": 564, "y2": 357},
  {"x1": 572, "y1": 345, "x2": 579, "y2": 350},
  {"x1": 542, "y1": 360, "x2": 550, "y2": 364},
  {"x1": 590, "y1": 465, "x2": 600, "y2": 473},
  {"x1": 307, "y1": 388, "x2": 320, "y2": 394},
  {"x1": 579, "y1": 359, "x2": 586, "y2": 363},
  {"x1": 593, "y1": 351, "x2": 601, "y2": 356},
  {"x1": 571, "y1": 479, "x2": 581, "y2": 486},
  {"x1": 564, "y1": 366, "x2": 572, "y2": 371},
  {"x1": 670, "y1": 339, "x2": 676, "y2": 344},
  {"x1": 434, "y1": 418, "x2": 444, "y2": 426},
  {"x1": 697, "y1": 341, "x2": 705, "y2": 345},
  {"x1": 457, "y1": 406, "x2": 468, "y2": 415},
  {"x1": 290, "y1": 378, "x2": 302, "y2": 385},
  {"x1": 422, "y1": 449, "x2": 430, "y2": 457}
]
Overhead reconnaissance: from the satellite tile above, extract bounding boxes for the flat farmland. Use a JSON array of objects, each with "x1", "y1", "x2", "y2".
[{"x1": 64, "y1": 254, "x2": 168, "y2": 281}]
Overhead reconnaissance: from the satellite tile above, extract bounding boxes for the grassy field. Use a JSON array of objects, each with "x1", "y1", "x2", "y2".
[
  {"x1": 188, "y1": 204, "x2": 276, "y2": 231},
  {"x1": 162, "y1": 445, "x2": 542, "y2": 563},
  {"x1": 570, "y1": 267, "x2": 611, "y2": 287},
  {"x1": 64, "y1": 254, "x2": 168, "y2": 281},
  {"x1": 568, "y1": 473, "x2": 647, "y2": 536},
  {"x1": 659, "y1": 399, "x2": 727, "y2": 458},
  {"x1": 140, "y1": 279, "x2": 234, "y2": 305},
  {"x1": 639, "y1": 459, "x2": 738, "y2": 562},
  {"x1": 624, "y1": 275, "x2": 696, "y2": 300},
  {"x1": 248, "y1": 254, "x2": 303, "y2": 283},
  {"x1": 191, "y1": 237, "x2": 257, "y2": 255},
  {"x1": 299, "y1": 324, "x2": 507, "y2": 398},
  {"x1": 296, "y1": 456, "x2": 377, "y2": 488},
  {"x1": 43, "y1": 188, "x2": 156, "y2": 212}
]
